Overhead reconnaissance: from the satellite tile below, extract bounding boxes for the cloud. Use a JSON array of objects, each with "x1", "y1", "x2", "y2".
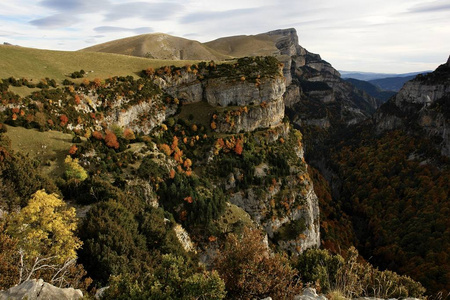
[
  {"x1": 94, "y1": 26, "x2": 153, "y2": 34},
  {"x1": 409, "y1": 0, "x2": 450, "y2": 13},
  {"x1": 39, "y1": 0, "x2": 110, "y2": 13},
  {"x1": 29, "y1": 14, "x2": 79, "y2": 28},
  {"x1": 0, "y1": 30, "x2": 23, "y2": 37},
  {"x1": 180, "y1": 8, "x2": 258, "y2": 24},
  {"x1": 104, "y1": 2, "x2": 184, "y2": 21}
]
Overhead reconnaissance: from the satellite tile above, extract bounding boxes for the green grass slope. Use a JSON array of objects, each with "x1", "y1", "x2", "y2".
[
  {"x1": 0, "y1": 44, "x2": 197, "y2": 82},
  {"x1": 81, "y1": 33, "x2": 230, "y2": 61},
  {"x1": 204, "y1": 34, "x2": 280, "y2": 57},
  {"x1": 4, "y1": 126, "x2": 78, "y2": 176}
]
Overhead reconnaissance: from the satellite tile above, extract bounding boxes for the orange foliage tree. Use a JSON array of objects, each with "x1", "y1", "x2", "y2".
[{"x1": 104, "y1": 130, "x2": 119, "y2": 149}]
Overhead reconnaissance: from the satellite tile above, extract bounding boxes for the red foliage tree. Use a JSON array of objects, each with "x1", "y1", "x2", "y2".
[
  {"x1": 68, "y1": 145, "x2": 78, "y2": 155},
  {"x1": 60, "y1": 114, "x2": 69, "y2": 126},
  {"x1": 234, "y1": 139, "x2": 243, "y2": 155},
  {"x1": 92, "y1": 131, "x2": 103, "y2": 140},
  {"x1": 104, "y1": 130, "x2": 119, "y2": 149}
]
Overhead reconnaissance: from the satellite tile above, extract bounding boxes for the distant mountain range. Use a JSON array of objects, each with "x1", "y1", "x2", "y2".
[
  {"x1": 339, "y1": 70, "x2": 430, "y2": 81},
  {"x1": 340, "y1": 70, "x2": 431, "y2": 93},
  {"x1": 344, "y1": 78, "x2": 396, "y2": 103}
]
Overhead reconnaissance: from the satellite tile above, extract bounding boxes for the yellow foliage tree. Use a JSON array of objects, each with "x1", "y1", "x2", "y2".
[
  {"x1": 64, "y1": 156, "x2": 88, "y2": 181},
  {"x1": 7, "y1": 190, "x2": 83, "y2": 283}
]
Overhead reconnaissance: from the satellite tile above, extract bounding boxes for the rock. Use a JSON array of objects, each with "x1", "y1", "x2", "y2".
[
  {"x1": 228, "y1": 137, "x2": 320, "y2": 255},
  {"x1": 284, "y1": 85, "x2": 301, "y2": 108},
  {"x1": 94, "y1": 286, "x2": 109, "y2": 299},
  {"x1": 215, "y1": 98, "x2": 285, "y2": 133},
  {"x1": 294, "y1": 287, "x2": 327, "y2": 300},
  {"x1": 0, "y1": 279, "x2": 83, "y2": 300},
  {"x1": 125, "y1": 178, "x2": 158, "y2": 207},
  {"x1": 375, "y1": 57, "x2": 450, "y2": 157},
  {"x1": 267, "y1": 28, "x2": 380, "y2": 126},
  {"x1": 174, "y1": 224, "x2": 196, "y2": 253},
  {"x1": 205, "y1": 76, "x2": 285, "y2": 107}
]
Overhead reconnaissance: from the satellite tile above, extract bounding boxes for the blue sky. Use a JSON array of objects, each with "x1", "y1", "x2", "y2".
[{"x1": 1, "y1": 0, "x2": 449, "y2": 73}]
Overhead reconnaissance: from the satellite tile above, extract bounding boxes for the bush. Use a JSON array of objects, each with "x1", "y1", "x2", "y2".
[{"x1": 215, "y1": 228, "x2": 301, "y2": 299}]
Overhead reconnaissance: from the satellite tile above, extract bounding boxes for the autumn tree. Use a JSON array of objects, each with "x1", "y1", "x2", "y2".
[
  {"x1": 0, "y1": 222, "x2": 18, "y2": 289},
  {"x1": 64, "y1": 155, "x2": 88, "y2": 181},
  {"x1": 123, "y1": 128, "x2": 135, "y2": 140},
  {"x1": 104, "y1": 130, "x2": 119, "y2": 149},
  {"x1": 6, "y1": 190, "x2": 83, "y2": 284},
  {"x1": 68, "y1": 144, "x2": 78, "y2": 155},
  {"x1": 215, "y1": 228, "x2": 301, "y2": 299},
  {"x1": 60, "y1": 114, "x2": 69, "y2": 126}
]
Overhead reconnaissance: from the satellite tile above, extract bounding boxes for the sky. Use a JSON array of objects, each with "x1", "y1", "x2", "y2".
[{"x1": 1, "y1": 0, "x2": 449, "y2": 73}]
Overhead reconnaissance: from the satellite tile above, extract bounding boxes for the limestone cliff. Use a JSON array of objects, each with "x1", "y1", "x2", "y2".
[
  {"x1": 266, "y1": 28, "x2": 380, "y2": 128},
  {"x1": 375, "y1": 57, "x2": 450, "y2": 157}
]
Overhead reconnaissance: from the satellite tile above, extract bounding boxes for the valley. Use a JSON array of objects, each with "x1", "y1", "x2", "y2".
[{"x1": 0, "y1": 28, "x2": 448, "y2": 299}]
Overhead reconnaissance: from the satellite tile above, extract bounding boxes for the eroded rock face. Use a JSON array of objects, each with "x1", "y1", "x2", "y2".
[
  {"x1": 227, "y1": 132, "x2": 320, "y2": 255},
  {"x1": 394, "y1": 81, "x2": 450, "y2": 106},
  {"x1": 205, "y1": 76, "x2": 285, "y2": 107},
  {"x1": 0, "y1": 279, "x2": 83, "y2": 300},
  {"x1": 267, "y1": 28, "x2": 380, "y2": 126},
  {"x1": 215, "y1": 99, "x2": 285, "y2": 133},
  {"x1": 155, "y1": 71, "x2": 203, "y2": 103},
  {"x1": 375, "y1": 59, "x2": 450, "y2": 157},
  {"x1": 229, "y1": 175, "x2": 320, "y2": 255}
]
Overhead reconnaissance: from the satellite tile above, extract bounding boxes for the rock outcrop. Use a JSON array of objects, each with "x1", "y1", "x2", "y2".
[
  {"x1": 0, "y1": 279, "x2": 83, "y2": 300},
  {"x1": 294, "y1": 288, "x2": 327, "y2": 300},
  {"x1": 375, "y1": 57, "x2": 450, "y2": 157},
  {"x1": 267, "y1": 28, "x2": 381, "y2": 128},
  {"x1": 226, "y1": 128, "x2": 320, "y2": 254}
]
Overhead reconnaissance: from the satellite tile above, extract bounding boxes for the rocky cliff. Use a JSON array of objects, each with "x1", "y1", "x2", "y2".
[
  {"x1": 226, "y1": 128, "x2": 320, "y2": 254},
  {"x1": 375, "y1": 57, "x2": 450, "y2": 157},
  {"x1": 267, "y1": 28, "x2": 380, "y2": 128}
]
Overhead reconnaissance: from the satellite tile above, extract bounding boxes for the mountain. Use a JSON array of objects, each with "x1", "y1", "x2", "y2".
[
  {"x1": 345, "y1": 78, "x2": 396, "y2": 103},
  {"x1": 375, "y1": 56, "x2": 450, "y2": 157},
  {"x1": 205, "y1": 29, "x2": 381, "y2": 126},
  {"x1": 84, "y1": 29, "x2": 381, "y2": 128},
  {"x1": 81, "y1": 33, "x2": 230, "y2": 61},
  {"x1": 369, "y1": 75, "x2": 420, "y2": 92},
  {"x1": 340, "y1": 70, "x2": 429, "y2": 81}
]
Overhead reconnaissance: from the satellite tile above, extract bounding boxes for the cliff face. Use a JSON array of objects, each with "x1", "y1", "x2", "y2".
[
  {"x1": 266, "y1": 28, "x2": 380, "y2": 128},
  {"x1": 222, "y1": 127, "x2": 320, "y2": 254},
  {"x1": 137, "y1": 58, "x2": 320, "y2": 254},
  {"x1": 375, "y1": 58, "x2": 450, "y2": 157}
]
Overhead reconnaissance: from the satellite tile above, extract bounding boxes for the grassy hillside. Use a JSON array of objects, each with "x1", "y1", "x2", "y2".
[
  {"x1": 0, "y1": 44, "x2": 198, "y2": 82},
  {"x1": 4, "y1": 126, "x2": 78, "y2": 176},
  {"x1": 82, "y1": 33, "x2": 230, "y2": 61},
  {"x1": 204, "y1": 34, "x2": 280, "y2": 57}
]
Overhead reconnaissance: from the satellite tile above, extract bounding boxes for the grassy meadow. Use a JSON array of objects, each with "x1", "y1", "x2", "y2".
[
  {"x1": 4, "y1": 125, "x2": 79, "y2": 176},
  {"x1": 0, "y1": 45, "x2": 198, "y2": 82}
]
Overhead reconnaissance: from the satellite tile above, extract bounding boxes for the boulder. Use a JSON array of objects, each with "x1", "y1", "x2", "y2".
[
  {"x1": 0, "y1": 279, "x2": 83, "y2": 300},
  {"x1": 294, "y1": 288, "x2": 327, "y2": 300}
]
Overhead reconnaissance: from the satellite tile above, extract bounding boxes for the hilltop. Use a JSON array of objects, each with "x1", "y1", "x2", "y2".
[{"x1": 81, "y1": 33, "x2": 230, "y2": 61}]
